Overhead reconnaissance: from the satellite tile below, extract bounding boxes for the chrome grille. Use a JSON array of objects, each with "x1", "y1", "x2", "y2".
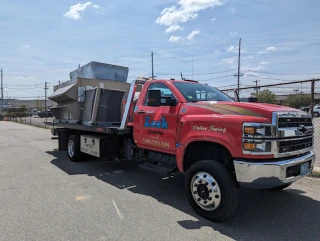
[
  {"x1": 278, "y1": 137, "x2": 313, "y2": 153},
  {"x1": 278, "y1": 117, "x2": 312, "y2": 128},
  {"x1": 274, "y1": 112, "x2": 313, "y2": 156}
]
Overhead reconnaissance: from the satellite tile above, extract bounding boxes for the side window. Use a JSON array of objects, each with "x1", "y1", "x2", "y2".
[{"x1": 144, "y1": 83, "x2": 175, "y2": 106}]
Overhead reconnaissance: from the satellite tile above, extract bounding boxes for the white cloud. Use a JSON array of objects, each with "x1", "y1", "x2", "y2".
[
  {"x1": 260, "y1": 61, "x2": 269, "y2": 65},
  {"x1": 243, "y1": 65, "x2": 265, "y2": 72},
  {"x1": 165, "y1": 24, "x2": 183, "y2": 33},
  {"x1": 230, "y1": 8, "x2": 236, "y2": 14},
  {"x1": 243, "y1": 55, "x2": 255, "y2": 60},
  {"x1": 13, "y1": 76, "x2": 34, "y2": 80},
  {"x1": 169, "y1": 35, "x2": 183, "y2": 43},
  {"x1": 156, "y1": 0, "x2": 223, "y2": 26},
  {"x1": 226, "y1": 46, "x2": 237, "y2": 53},
  {"x1": 24, "y1": 45, "x2": 29, "y2": 48},
  {"x1": 92, "y1": 4, "x2": 100, "y2": 8},
  {"x1": 229, "y1": 32, "x2": 237, "y2": 36},
  {"x1": 187, "y1": 30, "x2": 200, "y2": 40},
  {"x1": 222, "y1": 57, "x2": 237, "y2": 64},
  {"x1": 214, "y1": 50, "x2": 222, "y2": 54},
  {"x1": 258, "y1": 46, "x2": 277, "y2": 54},
  {"x1": 64, "y1": 2, "x2": 92, "y2": 20},
  {"x1": 211, "y1": 18, "x2": 216, "y2": 22}
]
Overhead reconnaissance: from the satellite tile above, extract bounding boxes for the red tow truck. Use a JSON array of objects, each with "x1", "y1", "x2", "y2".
[{"x1": 51, "y1": 77, "x2": 315, "y2": 221}]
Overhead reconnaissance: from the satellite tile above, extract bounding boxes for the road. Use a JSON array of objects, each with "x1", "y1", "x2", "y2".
[{"x1": 0, "y1": 122, "x2": 320, "y2": 241}]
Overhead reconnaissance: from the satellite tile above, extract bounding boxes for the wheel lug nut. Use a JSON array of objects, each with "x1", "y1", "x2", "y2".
[
  {"x1": 197, "y1": 198, "x2": 201, "y2": 201},
  {"x1": 214, "y1": 189, "x2": 217, "y2": 192},
  {"x1": 203, "y1": 175, "x2": 207, "y2": 178},
  {"x1": 194, "y1": 184, "x2": 198, "y2": 187},
  {"x1": 208, "y1": 197, "x2": 212, "y2": 201},
  {"x1": 193, "y1": 191, "x2": 197, "y2": 194},
  {"x1": 199, "y1": 180, "x2": 202, "y2": 184},
  {"x1": 204, "y1": 201, "x2": 207, "y2": 204},
  {"x1": 205, "y1": 182, "x2": 208, "y2": 186},
  {"x1": 212, "y1": 182, "x2": 216, "y2": 186},
  {"x1": 215, "y1": 195, "x2": 219, "y2": 199},
  {"x1": 209, "y1": 189, "x2": 212, "y2": 193}
]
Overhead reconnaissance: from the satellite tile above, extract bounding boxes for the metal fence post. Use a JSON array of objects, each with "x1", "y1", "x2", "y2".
[{"x1": 311, "y1": 79, "x2": 315, "y2": 117}]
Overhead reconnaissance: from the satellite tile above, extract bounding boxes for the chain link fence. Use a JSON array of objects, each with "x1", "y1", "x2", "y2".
[
  {"x1": 220, "y1": 79, "x2": 320, "y2": 166},
  {"x1": 9, "y1": 116, "x2": 52, "y2": 129}
]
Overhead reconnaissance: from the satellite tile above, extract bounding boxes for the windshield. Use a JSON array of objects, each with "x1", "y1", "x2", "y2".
[{"x1": 173, "y1": 82, "x2": 233, "y2": 102}]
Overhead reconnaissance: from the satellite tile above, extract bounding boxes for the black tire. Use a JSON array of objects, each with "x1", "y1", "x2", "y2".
[
  {"x1": 67, "y1": 135, "x2": 82, "y2": 162},
  {"x1": 313, "y1": 112, "x2": 320, "y2": 118},
  {"x1": 268, "y1": 183, "x2": 292, "y2": 191},
  {"x1": 185, "y1": 160, "x2": 239, "y2": 222}
]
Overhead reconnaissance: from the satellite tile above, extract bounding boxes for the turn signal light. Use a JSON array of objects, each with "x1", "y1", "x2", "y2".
[
  {"x1": 244, "y1": 127, "x2": 255, "y2": 134},
  {"x1": 244, "y1": 143, "x2": 256, "y2": 150}
]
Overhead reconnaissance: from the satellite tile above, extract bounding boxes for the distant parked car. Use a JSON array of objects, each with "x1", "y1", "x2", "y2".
[
  {"x1": 300, "y1": 106, "x2": 310, "y2": 112},
  {"x1": 38, "y1": 110, "x2": 53, "y2": 118},
  {"x1": 30, "y1": 109, "x2": 39, "y2": 116},
  {"x1": 312, "y1": 106, "x2": 320, "y2": 117}
]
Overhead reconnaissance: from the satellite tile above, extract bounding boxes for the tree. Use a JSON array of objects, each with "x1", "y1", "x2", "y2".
[
  {"x1": 255, "y1": 90, "x2": 276, "y2": 104},
  {"x1": 284, "y1": 94, "x2": 311, "y2": 109}
]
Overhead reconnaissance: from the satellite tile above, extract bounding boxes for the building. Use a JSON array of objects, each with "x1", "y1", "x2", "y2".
[{"x1": 0, "y1": 99, "x2": 55, "y2": 111}]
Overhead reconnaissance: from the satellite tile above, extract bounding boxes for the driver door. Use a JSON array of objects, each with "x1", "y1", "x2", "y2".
[{"x1": 133, "y1": 82, "x2": 179, "y2": 154}]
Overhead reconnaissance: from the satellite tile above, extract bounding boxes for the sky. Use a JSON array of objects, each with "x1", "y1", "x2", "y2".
[{"x1": 0, "y1": 0, "x2": 320, "y2": 98}]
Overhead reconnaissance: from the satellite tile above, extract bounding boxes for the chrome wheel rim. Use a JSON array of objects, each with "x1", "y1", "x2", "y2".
[
  {"x1": 68, "y1": 140, "x2": 75, "y2": 157},
  {"x1": 190, "y1": 172, "x2": 221, "y2": 211}
]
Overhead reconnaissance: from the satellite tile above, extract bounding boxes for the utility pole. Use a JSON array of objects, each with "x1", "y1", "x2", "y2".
[
  {"x1": 44, "y1": 82, "x2": 48, "y2": 121},
  {"x1": 1, "y1": 69, "x2": 3, "y2": 111},
  {"x1": 180, "y1": 72, "x2": 184, "y2": 80},
  {"x1": 151, "y1": 52, "x2": 154, "y2": 80},
  {"x1": 237, "y1": 38, "x2": 241, "y2": 94}
]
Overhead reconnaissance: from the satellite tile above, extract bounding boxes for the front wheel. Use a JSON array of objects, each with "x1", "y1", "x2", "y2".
[
  {"x1": 313, "y1": 112, "x2": 320, "y2": 118},
  {"x1": 185, "y1": 160, "x2": 239, "y2": 222}
]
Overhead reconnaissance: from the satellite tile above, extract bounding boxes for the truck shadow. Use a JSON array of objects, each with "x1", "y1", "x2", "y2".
[{"x1": 48, "y1": 150, "x2": 320, "y2": 241}]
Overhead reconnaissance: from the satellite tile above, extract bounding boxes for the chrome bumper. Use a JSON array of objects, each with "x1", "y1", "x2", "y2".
[{"x1": 233, "y1": 151, "x2": 315, "y2": 189}]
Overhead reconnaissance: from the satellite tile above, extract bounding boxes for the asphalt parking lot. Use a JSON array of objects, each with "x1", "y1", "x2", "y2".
[{"x1": 0, "y1": 122, "x2": 320, "y2": 241}]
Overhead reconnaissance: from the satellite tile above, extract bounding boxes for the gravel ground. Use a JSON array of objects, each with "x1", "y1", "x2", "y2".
[{"x1": 0, "y1": 121, "x2": 320, "y2": 241}]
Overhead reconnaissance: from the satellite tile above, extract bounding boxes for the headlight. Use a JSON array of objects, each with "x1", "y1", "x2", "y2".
[
  {"x1": 243, "y1": 141, "x2": 272, "y2": 153},
  {"x1": 243, "y1": 124, "x2": 272, "y2": 137},
  {"x1": 243, "y1": 123, "x2": 274, "y2": 155}
]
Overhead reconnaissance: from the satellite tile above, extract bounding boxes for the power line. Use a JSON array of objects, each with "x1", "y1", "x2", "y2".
[
  {"x1": 156, "y1": 69, "x2": 236, "y2": 77},
  {"x1": 200, "y1": 74, "x2": 235, "y2": 82},
  {"x1": 244, "y1": 70, "x2": 320, "y2": 76}
]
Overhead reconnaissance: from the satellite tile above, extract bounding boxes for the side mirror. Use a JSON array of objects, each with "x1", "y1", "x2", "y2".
[{"x1": 146, "y1": 89, "x2": 161, "y2": 107}]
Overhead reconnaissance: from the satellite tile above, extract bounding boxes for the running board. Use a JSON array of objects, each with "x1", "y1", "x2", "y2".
[{"x1": 138, "y1": 163, "x2": 177, "y2": 174}]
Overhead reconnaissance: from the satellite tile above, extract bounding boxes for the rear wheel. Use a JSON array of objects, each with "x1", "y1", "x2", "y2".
[
  {"x1": 313, "y1": 112, "x2": 320, "y2": 118},
  {"x1": 67, "y1": 135, "x2": 82, "y2": 162},
  {"x1": 185, "y1": 160, "x2": 239, "y2": 222}
]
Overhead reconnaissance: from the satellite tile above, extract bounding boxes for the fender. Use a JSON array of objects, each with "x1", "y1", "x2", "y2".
[{"x1": 175, "y1": 114, "x2": 270, "y2": 172}]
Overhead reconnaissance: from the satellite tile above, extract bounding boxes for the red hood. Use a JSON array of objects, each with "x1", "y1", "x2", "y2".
[{"x1": 184, "y1": 101, "x2": 301, "y2": 120}]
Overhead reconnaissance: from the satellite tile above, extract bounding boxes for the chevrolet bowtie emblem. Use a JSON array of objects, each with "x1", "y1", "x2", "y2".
[{"x1": 299, "y1": 125, "x2": 307, "y2": 133}]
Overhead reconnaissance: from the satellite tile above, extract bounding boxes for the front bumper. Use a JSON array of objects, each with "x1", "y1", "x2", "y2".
[{"x1": 233, "y1": 151, "x2": 315, "y2": 189}]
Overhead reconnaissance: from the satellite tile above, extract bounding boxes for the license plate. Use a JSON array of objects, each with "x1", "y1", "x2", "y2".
[{"x1": 300, "y1": 162, "x2": 310, "y2": 175}]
